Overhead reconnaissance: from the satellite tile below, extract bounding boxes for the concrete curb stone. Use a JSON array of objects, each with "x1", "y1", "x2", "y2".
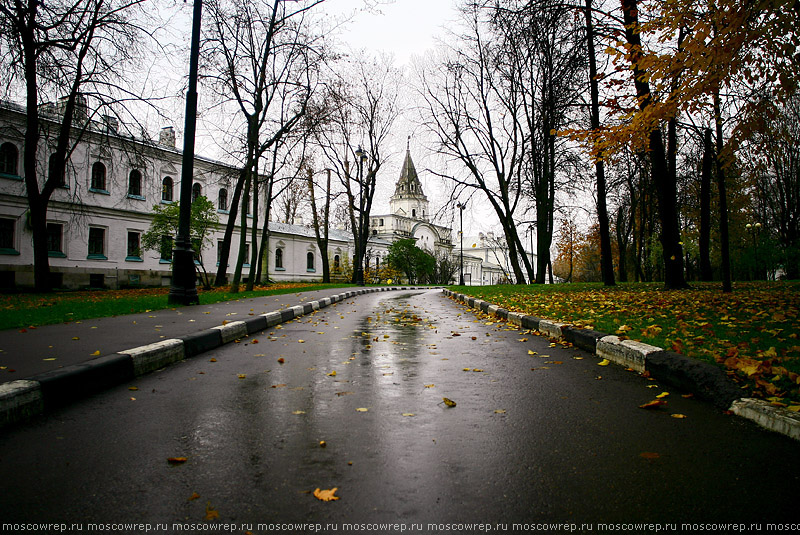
[
  {"x1": 0, "y1": 286, "x2": 434, "y2": 428},
  {"x1": 442, "y1": 288, "x2": 800, "y2": 442}
]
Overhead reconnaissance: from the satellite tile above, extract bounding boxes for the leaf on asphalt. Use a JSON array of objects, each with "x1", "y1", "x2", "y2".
[
  {"x1": 91, "y1": 350, "x2": 100, "y2": 356},
  {"x1": 188, "y1": 492, "x2": 200, "y2": 501},
  {"x1": 356, "y1": 407, "x2": 369, "y2": 412},
  {"x1": 327, "y1": 370, "x2": 337, "y2": 377},
  {"x1": 313, "y1": 488, "x2": 340, "y2": 502},
  {"x1": 442, "y1": 397, "x2": 457, "y2": 407},
  {"x1": 292, "y1": 410, "x2": 306, "y2": 415},
  {"x1": 528, "y1": 350, "x2": 537, "y2": 355},
  {"x1": 472, "y1": 368, "x2": 484, "y2": 372},
  {"x1": 335, "y1": 391, "x2": 353, "y2": 396},
  {"x1": 72, "y1": 337, "x2": 79, "y2": 340},
  {"x1": 671, "y1": 413, "x2": 687, "y2": 419},
  {"x1": 204, "y1": 502, "x2": 220, "y2": 520},
  {"x1": 639, "y1": 399, "x2": 668, "y2": 409},
  {"x1": 210, "y1": 358, "x2": 217, "y2": 362},
  {"x1": 597, "y1": 359, "x2": 610, "y2": 366},
  {"x1": 278, "y1": 357, "x2": 285, "y2": 364},
  {"x1": 128, "y1": 386, "x2": 138, "y2": 391},
  {"x1": 402, "y1": 413, "x2": 415, "y2": 417},
  {"x1": 494, "y1": 409, "x2": 506, "y2": 414},
  {"x1": 298, "y1": 340, "x2": 305, "y2": 343},
  {"x1": 656, "y1": 392, "x2": 670, "y2": 399},
  {"x1": 424, "y1": 384, "x2": 435, "y2": 388},
  {"x1": 167, "y1": 457, "x2": 188, "y2": 464},
  {"x1": 271, "y1": 384, "x2": 287, "y2": 388},
  {"x1": 238, "y1": 374, "x2": 246, "y2": 379},
  {"x1": 518, "y1": 338, "x2": 528, "y2": 342}
]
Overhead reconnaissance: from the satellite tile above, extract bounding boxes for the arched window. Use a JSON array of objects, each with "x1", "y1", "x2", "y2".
[
  {"x1": 162, "y1": 176, "x2": 173, "y2": 201},
  {"x1": 0, "y1": 142, "x2": 18, "y2": 176},
  {"x1": 306, "y1": 251, "x2": 315, "y2": 271},
  {"x1": 333, "y1": 254, "x2": 341, "y2": 272},
  {"x1": 91, "y1": 162, "x2": 106, "y2": 191},
  {"x1": 412, "y1": 209, "x2": 416, "y2": 218},
  {"x1": 192, "y1": 182, "x2": 201, "y2": 202},
  {"x1": 218, "y1": 188, "x2": 228, "y2": 211},
  {"x1": 275, "y1": 248, "x2": 284, "y2": 269},
  {"x1": 48, "y1": 153, "x2": 66, "y2": 186},
  {"x1": 128, "y1": 170, "x2": 142, "y2": 197}
]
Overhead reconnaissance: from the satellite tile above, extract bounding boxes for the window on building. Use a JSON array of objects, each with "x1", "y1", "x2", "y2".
[
  {"x1": 88, "y1": 227, "x2": 106, "y2": 258},
  {"x1": 412, "y1": 209, "x2": 416, "y2": 218},
  {"x1": 48, "y1": 153, "x2": 66, "y2": 187},
  {"x1": 162, "y1": 176, "x2": 173, "y2": 201},
  {"x1": 91, "y1": 162, "x2": 107, "y2": 191},
  {"x1": 379, "y1": 219, "x2": 384, "y2": 226},
  {"x1": 218, "y1": 188, "x2": 228, "y2": 211},
  {"x1": 0, "y1": 218, "x2": 16, "y2": 252},
  {"x1": 243, "y1": 194, "x2": 250, "y2": 215},
  {"x1": 216, "y1": 240, "x2": 225, "y2": 265},
  {"x1": 307, "y1": 251, "x2": 315, "y2": 271},
  {"x1": 192, "y1": 182, "x2": 202, "y2": 202},
  {"x1": 243, "y1": 243, "x2": 250, "y2": 265},
  {"x1": 127, "y1": 231, "x2": 141, "y2": 259},
  {"x1": 47, "y1": 223, "x2": 64, "y2": 256},
  {"x1": 160, "y1": 235, "x2": 173, "y2": 261},
  {"x1": 333, "y1": 254, "x2": 340, "y2": 272},
  {"x1": 0, "y1": 142, "x2": 18, "y2": 176},
  {"x1": 128, "y1": 170, "x2": 142, "y2": 197},
  {"x1": 275, "y1": 248, "x2": 284, "y2": 269}
]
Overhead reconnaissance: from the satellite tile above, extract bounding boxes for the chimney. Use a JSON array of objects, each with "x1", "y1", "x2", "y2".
[
  {"x1": 102, "y1": 115, "x2": 118, "y2": 134},
  {"x1": 57, "y1": 93, "x2": 88, "y2": 124},
  {"x1": 159, "y1": 126, "x2": 175, "y2": 147}
]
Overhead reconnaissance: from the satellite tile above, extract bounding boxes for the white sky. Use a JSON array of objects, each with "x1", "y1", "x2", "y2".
[{"x1": 325, "y1": 0, "x2": 459, "y2": 68}]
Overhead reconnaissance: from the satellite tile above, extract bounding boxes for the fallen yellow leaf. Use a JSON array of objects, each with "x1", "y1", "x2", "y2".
[
  {"x1": 204, "y1": 502, "x2": 219, "y2": 520},
  {"x1": 90, "y1": 350, "x2": 100, "y2": 356},
  {"x1": 597, "y1": 359, "x2": 610, "y2": 366},
  {"x1": 656, "y1": 392, "x2": 670, "y2": 399},
  {"x1": 442, "y1": 397, "x2": 457, "y2": 407},
  {"x1": 671, "y1": 414, "x2": 687, "y2": 419},
  {"x1": 237, "y1": 374, "x2": 246, "y2": 379},
  {"x1": 314, "y1": 487, "x2": 340, "y2": 502},
  {"x1": 424, "y1": 384, "x2": 435, "y2": 388},
  {"x1": 356, "y1": 408, "x2": 368, "y2": 412},
  {"x1": 167, "y1": 457, "x2": 188, "y2": 464},
  {"x1": 327, "y1": 370, "x2": 337, "y2": 377}
]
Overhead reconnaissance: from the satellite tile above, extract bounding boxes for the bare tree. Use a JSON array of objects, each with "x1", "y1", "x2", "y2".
[
  {"x1": 419, "y1": 0, "x2": 584, "y2": 284},
  {"x1": 314, "y1": 54, "x2": 400, "y2": 285},
  {"x1": 201, "y1": 0, "x2": 325, "y2": 290},
  {"x1": 0, "y1": 0, "x2": 151, "y2": 292}
]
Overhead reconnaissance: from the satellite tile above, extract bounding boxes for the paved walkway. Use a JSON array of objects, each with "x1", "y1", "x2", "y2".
[{"x1": 0, "y1": 288, "x2": 364, "y2": 383}]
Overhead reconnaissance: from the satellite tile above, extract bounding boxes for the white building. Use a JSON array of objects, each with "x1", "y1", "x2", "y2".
[{"x1": 0, "y1": 99, "x2": 521, "y2": 289}]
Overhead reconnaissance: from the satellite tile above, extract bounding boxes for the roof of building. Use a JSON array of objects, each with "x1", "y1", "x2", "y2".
[
  {"x1": 393, "y1": 138, "x2": 427, "y2": 200},
  {"x1": 268, "y1": 221, "x2": 352, "y2": 243}
]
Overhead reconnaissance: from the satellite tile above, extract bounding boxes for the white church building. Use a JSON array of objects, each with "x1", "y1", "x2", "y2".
[{"x1": 0, "y1": 98, "x2": 514, "y2": 289}]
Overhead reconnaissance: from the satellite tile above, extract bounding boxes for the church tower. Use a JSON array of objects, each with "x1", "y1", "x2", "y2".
[{"x1": 390, "y1": 138, "x2": 429, "y2": 221}]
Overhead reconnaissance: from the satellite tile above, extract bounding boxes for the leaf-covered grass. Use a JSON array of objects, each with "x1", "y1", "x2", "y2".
[
  {"x1": 452, "y1": 281, "x2": 800, "y2": 404},
  {"x1": 0, "y1": 283, "x2": 355, "y2": 331}
]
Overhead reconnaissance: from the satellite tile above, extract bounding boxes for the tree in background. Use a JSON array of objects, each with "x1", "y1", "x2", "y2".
[
  {"x1": 141, "y1": 196, "x2": 219, "y2": 288},
  {"x1": 386, "y1": 239, "x2": 435, "y2": 285}
]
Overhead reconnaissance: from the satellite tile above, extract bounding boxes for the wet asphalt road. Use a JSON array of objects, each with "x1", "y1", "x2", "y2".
[{"x1": 1, "y1": 288, "x2": 799, "y2": 534}]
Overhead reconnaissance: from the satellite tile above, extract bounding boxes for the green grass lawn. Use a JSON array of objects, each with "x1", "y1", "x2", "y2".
[
  {"x1": 0, "y1": 282, "x2": 354, "y2": 331},
  {"x1": 450, "y1": 281, "x2": 800, "y2": 405}
]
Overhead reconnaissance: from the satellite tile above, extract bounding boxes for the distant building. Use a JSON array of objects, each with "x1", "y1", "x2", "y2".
[{"x1": 0, "y1": 99, "x2": 526, "y2": 289}]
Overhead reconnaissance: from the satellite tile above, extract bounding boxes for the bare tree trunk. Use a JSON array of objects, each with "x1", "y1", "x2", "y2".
[
  {"x1": 713, "y1": 91, "x2": 732, "y2": 292},
  {"x1": 699, "y1": 127, "x2": 714, "y2": 281}
]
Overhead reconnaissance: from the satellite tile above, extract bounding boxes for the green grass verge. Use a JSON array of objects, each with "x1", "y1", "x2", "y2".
[
  {"x1": 450, "y1": 281, "x2": 800, "y2": 403},
  {"x1": 0, "y1": 283, "x2": 355, "y2": 331}
]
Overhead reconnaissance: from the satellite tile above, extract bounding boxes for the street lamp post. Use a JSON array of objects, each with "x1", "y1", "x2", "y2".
[
  {"x1": 746, "y1": 222, "x2": 762, "y2": 280},
  {"x1": 355, "y1": 146, "x2": 367, "y2": 286},
  {"x1": 456, "y1": 202, "x2": 466, "y2": 285},
  {"x1": 168, "y1": 0, "x2": 203, "y2": 306}
]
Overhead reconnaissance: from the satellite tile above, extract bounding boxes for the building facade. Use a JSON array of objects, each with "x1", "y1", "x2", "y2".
[{"x1": 1, "y1": 99, "x2": 519, "y2": 289}]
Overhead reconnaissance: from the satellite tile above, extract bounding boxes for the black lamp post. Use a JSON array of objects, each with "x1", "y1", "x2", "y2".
[
  {"x1": 168, "y1": 0, "x2": 202, "y2": 306},
  {"x1": 456, "y1": 201, "x2": 466, "y2": 285},
  {"x1": 354, "y1": 146, "x2": 367, "y2": 286},
  {"x1": 746, "y1": 222, "x2": 762, "y2": 280}
]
